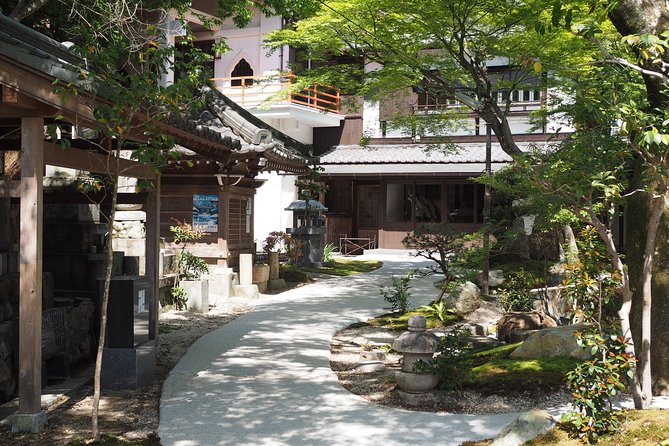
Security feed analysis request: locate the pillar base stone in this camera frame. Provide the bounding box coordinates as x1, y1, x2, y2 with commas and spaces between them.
12, 411, 47, 433
234, 284, 259, 299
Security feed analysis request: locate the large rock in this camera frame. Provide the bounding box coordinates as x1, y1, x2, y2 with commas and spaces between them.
530, 285, 571, 323
510, 323, 593, 360
490, 409, 554, 446
445, 281, 481, 316
496, 312, 557, 343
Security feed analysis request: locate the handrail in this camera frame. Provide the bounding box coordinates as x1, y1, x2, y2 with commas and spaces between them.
210, 73, 341, 114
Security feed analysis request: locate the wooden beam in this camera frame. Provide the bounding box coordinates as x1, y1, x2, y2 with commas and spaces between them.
43, 192, 148, 205
1, 55, 235, 163
1, 85, 18, 103
43, 142, 157, 180
18, 117, 44, 416
0, 180, 21, 198
0, 87, 58, 117
0, 55, 97, 126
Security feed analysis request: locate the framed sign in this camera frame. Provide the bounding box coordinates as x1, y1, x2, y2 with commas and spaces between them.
192, 193, 219, 232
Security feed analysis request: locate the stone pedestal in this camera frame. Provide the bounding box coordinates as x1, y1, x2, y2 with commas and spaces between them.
233, 284, 259, 299
205, 268, 236, 307
12, 411, 47, 433
101, 341, 156, 390
252, 264, 269, 293
396, 389, 438, 406
268, 278, 286, 290
181, 279, 209, 313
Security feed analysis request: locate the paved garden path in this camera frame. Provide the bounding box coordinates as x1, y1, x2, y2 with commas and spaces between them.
157, 254, 547, 445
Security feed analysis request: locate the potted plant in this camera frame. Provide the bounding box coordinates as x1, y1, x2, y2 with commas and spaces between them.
170, 219, 210, 312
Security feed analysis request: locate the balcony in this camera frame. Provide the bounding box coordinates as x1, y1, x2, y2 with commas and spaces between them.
210, 73, 343, 134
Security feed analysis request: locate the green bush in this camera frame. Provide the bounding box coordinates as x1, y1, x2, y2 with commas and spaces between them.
432, 325, 473, 392
323, 243, 337, 264
281, 268, 309, 283
180, 251, 209, 280
379, 272, 413, 313
497, 268, 542, 312
563, 327, 635, 444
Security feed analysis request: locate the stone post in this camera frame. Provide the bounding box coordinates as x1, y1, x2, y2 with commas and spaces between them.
233, 254, 259, 298
239, 253, 252, 285
268, 252, 280, 279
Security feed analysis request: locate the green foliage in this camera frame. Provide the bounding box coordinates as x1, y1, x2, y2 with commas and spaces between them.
420, 301, 455, 323
280, 266, 310, 283
403, 223, 466, 282
169, 220, 209, 309
264, 231, 303, 264
296, 259, 382, 276
366, 307, 460, 331
562, 226, 622, 324
432, 325, 473, 393
294, 165, 329, 202
179, 251, 210, 280
170, 285, 188, 312
379, 272, 413, 313
322, 243, 337, 264
411, 358, 435, 374
264, 0, 588, 156
498, 268, 543, 312
563, 327, 636, 444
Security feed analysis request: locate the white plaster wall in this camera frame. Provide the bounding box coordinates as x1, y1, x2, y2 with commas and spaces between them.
362, 99, 382, 138
253, 172, 298, 247
205, 14, 285, 79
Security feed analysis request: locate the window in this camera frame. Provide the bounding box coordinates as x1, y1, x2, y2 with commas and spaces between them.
414, 184, 441, 222
175, 39, 215, 82
231, 59, 254, 87
385, 183, 412, 224
358, 185, 380, 229
229, 197, 253, 245
447, 184, 483, 223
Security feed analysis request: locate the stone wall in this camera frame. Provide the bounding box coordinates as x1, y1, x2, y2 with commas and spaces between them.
0, 271, 97, 403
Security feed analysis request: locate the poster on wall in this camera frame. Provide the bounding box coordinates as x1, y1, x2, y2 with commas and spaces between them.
192, 193, 219, 232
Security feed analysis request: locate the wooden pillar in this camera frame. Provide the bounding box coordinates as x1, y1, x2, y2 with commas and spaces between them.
145, 176, 160, 344
14, 117, 46, 432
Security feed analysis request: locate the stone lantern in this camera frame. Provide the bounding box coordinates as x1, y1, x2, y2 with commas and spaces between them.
285, 196, 328, 267
392, 315, 439, 393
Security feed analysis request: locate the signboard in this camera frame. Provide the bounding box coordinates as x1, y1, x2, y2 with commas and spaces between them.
192, 193, 219, 232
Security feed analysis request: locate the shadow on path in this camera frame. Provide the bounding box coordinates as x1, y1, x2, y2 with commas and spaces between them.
158, 256, 520, 446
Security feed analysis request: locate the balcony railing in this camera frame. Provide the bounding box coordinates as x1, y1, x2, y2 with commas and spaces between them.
210, 73, 341, 114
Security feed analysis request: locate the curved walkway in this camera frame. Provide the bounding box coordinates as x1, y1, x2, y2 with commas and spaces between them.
161, 254, 669, 445
159, 255, 522, 445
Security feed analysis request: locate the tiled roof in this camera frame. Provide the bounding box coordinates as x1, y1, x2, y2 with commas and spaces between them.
318, 142, 546, 165
0, 13, 308, 173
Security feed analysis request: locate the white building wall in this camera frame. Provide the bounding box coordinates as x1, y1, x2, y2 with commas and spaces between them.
203, 14, 284, 79
253, 172, 298, 249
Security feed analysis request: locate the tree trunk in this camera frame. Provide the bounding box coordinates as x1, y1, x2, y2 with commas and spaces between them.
607, 0, 669, 406
627, 190, 669, 400
588, 215, 644, 406
92, 153, 120, 441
